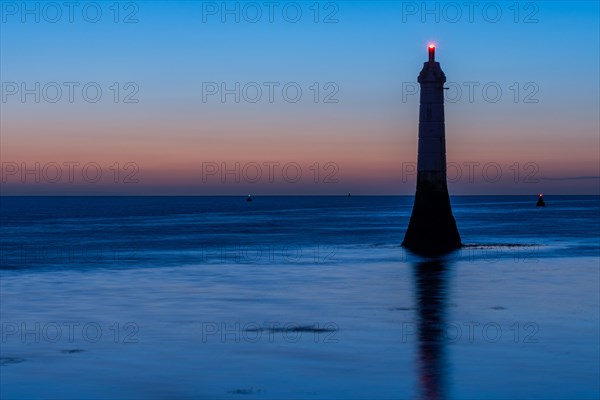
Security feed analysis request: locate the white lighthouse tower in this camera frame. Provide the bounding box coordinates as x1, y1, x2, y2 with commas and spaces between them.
402, 44, 461, 254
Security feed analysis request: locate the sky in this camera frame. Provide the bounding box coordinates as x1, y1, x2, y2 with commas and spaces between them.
1, 0, 599, 195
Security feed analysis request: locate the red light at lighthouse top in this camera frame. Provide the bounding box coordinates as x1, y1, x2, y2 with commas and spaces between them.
428, 44, 435, 62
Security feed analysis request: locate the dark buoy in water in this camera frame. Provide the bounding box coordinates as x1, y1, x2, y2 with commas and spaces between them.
246, 195, 253, 202
536, 193, 545, 207
402, 44, 461, 256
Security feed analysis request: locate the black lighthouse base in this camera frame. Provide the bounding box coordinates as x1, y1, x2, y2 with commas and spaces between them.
402, 175, 462, 256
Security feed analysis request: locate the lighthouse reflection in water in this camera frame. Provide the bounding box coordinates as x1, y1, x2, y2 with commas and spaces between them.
413, 261, 450, 400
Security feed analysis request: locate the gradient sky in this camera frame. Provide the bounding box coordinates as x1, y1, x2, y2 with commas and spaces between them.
1, 0, 598, 195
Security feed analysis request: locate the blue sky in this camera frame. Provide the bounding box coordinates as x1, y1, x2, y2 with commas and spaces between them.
1, 1, 599, 194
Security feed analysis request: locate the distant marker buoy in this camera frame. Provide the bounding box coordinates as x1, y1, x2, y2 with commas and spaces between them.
247, 195, 253, 202
536, 193, 545, 207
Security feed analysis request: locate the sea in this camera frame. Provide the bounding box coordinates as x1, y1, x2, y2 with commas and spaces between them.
0, 195, 598, 399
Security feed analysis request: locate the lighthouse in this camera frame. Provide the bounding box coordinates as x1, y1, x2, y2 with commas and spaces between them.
402, 44, 461, 255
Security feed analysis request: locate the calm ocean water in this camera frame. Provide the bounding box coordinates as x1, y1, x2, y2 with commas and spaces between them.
1, 196, 599, 399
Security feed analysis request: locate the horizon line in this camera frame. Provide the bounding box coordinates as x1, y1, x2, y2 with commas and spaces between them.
1, 194, 599, 198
